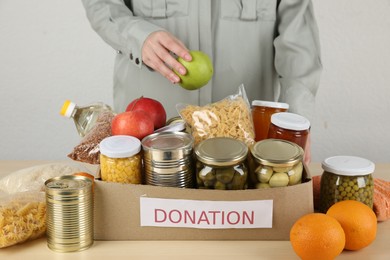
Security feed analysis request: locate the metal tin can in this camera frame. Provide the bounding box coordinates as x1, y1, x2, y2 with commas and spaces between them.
195, 137, 248, 190
45, 175, 94, 252
249, 139, 304, 188
319, 156, 375, 213
141, 131, 194, 188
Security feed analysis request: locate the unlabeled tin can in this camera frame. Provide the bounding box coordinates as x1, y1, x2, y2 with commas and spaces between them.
141, 131, 194, 188
45, 175, 94, 252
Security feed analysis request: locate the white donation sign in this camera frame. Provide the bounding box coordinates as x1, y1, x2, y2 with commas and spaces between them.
140, 197, 273, 229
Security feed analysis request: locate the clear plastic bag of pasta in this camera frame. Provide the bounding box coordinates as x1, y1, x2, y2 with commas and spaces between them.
0, 191, 46, 248
177, 84, 255, 146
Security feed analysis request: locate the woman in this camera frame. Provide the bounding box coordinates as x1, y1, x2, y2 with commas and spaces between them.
81, 0, 322, 121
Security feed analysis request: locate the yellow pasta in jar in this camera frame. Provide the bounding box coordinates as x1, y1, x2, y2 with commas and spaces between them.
179, 96, 255, 146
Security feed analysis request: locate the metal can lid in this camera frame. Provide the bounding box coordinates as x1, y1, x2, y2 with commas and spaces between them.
45, 175, 92, 192
195, 137, 248, 167
271, 112, 310, 131
322, 156, 375, 176
250, 139, 303, 167
141, 131, 193, 151
251, 100, 289, 109
99, 135, 141, 158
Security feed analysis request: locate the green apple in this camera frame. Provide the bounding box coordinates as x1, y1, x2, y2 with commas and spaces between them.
175, 50, 213, 90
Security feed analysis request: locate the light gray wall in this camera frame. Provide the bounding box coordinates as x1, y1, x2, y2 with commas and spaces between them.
1, 0, 389, 163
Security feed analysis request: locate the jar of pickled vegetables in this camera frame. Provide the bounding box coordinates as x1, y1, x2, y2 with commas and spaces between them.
99, 135, 142, 184
319, 156, 375, 213
252, 100, 289, 142
195, 137, 248, 190
267, 112, 310, 150
249, 139, 304, 188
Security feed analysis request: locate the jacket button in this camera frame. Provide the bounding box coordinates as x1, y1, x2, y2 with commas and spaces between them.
135, 58, 140, 65
129, 53, 133, 60
117, 50, 122, 54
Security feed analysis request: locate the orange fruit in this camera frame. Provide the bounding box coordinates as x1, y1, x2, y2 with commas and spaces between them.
326, 200, 377, 251
290, 213, 345, 260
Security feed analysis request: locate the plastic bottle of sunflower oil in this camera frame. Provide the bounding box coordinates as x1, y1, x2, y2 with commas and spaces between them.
60, 100, 113, 137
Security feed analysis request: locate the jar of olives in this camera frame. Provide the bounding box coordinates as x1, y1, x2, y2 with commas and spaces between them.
249, 139, 304, 188
195, 137, 248, 190
319, 156, 375, 213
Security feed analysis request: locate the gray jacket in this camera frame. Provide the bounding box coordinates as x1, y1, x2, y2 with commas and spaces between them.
81, 0, 322, 119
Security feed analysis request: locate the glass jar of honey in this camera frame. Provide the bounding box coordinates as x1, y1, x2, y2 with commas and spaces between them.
319, 156, 375, 213
195, 137, 248, 190
267, 112, 310, 150
251, 100, 289, 142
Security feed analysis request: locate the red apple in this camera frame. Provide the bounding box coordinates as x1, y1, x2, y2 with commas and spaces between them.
111, 111, 154, 140
126, 97, 166, 130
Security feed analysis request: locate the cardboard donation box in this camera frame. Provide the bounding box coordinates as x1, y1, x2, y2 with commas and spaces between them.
94, 167, 313, 240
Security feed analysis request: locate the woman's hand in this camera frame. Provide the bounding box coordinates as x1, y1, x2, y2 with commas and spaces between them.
142, 31, 191, 84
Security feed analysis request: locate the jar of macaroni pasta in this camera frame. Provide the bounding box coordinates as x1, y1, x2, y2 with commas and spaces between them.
195, 137, 248, 190
267, 112, 310, 150
252, 100, 289, 142
319, 156, 375, 213
99, 135, 142, 184
249, 139, 304, 188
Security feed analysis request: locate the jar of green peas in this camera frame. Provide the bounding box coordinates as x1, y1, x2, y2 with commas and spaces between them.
319, 156, 375, 213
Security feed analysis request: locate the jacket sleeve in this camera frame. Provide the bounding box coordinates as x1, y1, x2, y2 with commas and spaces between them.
274, 0, 322, 120
80, 0, 164, 68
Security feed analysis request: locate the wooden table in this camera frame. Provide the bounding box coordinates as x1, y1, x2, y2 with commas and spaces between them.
0, 160, 389, 259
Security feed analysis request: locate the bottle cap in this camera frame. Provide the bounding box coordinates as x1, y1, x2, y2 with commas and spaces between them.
60, 100, 76, 118
271, 112, 310, 131
99, 135, 141, 158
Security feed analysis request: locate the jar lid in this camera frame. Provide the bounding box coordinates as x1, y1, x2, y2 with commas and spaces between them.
195, 137, 248, 167
270, 112, 310, 131
60, 100, 76, 118
99, 135, 141, 158
322, 156, 375, 176
141, 131, 193, 151
252, 100, 289, 109
250, 139, 303, 167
